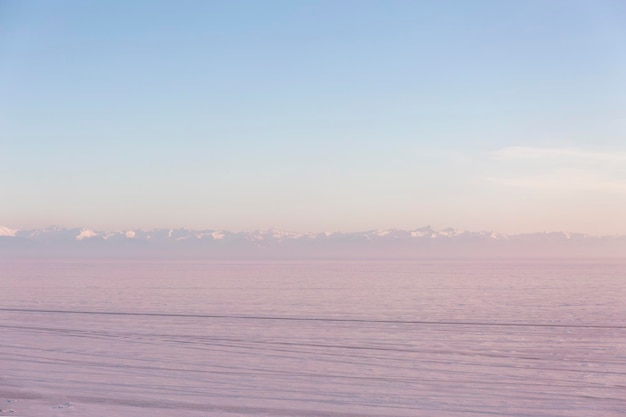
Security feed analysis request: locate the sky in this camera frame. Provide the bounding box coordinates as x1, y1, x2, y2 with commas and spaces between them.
1, 0, 626, 235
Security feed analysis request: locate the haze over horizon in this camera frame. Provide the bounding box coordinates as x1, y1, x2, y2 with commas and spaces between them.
2, 1, 626, 235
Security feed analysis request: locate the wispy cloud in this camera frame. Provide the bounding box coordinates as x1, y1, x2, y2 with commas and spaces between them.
490, 146, 626, 163
484, 169, 626, 192
484, 147, 626, 192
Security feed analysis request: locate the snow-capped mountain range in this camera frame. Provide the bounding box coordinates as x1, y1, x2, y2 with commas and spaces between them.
0, 225, 502, 241
1, 226, 625, 258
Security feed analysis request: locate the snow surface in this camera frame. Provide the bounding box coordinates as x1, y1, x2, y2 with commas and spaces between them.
1, 260, 625, 416
75, 229, 98, 240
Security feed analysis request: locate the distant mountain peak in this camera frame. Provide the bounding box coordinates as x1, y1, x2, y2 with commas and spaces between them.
0, 225, 17, 237
1, 225, 624, 259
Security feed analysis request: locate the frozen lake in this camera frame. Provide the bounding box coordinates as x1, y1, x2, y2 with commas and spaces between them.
1, 259, 625, 416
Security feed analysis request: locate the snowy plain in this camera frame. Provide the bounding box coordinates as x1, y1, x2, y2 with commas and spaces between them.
1, 259, 625, 417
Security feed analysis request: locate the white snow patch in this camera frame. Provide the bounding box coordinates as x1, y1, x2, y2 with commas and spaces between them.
103, 232, 118, 240
490, 232, 508, 240
211, 231, 225, 240
194, 233, 212, 239
272, 230, 302, 239
0, 226, 17, 237
76, 229, 98, 240
125, 231, 136, 238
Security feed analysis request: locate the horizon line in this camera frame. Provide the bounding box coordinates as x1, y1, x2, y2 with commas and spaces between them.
1, 224, 625, 238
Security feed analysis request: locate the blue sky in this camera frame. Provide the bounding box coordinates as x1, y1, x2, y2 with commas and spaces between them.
2, 1, 626, 233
